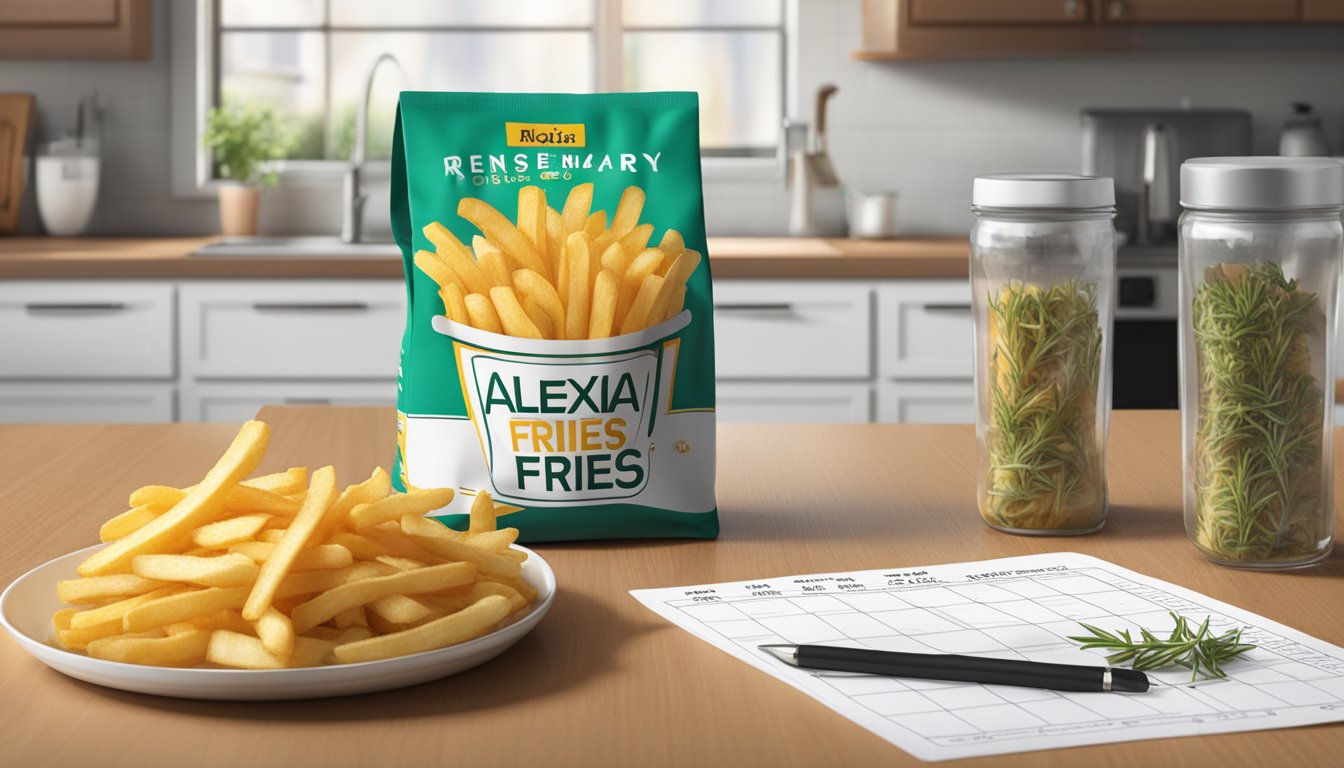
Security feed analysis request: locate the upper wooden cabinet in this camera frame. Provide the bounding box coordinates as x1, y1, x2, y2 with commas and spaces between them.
860, 0, 1344, 58
0, 0, 150, 60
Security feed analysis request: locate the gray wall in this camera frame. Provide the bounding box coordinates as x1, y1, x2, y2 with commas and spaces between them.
1, 0, 1341, 238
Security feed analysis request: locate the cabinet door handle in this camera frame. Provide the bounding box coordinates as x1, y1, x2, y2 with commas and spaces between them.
923, 303, 972, 312
252, 302, 370, 312
284, 397, 332, 405
714, 303, 794, 311
25, 302, 128, 313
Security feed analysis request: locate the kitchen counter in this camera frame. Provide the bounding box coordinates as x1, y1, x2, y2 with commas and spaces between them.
4, 407, 1344, 768
0, 236, 968, 279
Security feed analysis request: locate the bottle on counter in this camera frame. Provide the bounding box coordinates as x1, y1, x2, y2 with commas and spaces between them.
1179, 157, 1344, 569
970, 174, 1117, 535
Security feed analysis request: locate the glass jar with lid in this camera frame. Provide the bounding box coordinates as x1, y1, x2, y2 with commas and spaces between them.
1179, 157, 1344, 568
971, 174, 1116, 535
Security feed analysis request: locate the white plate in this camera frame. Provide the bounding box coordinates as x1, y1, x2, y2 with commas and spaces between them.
0, 543, 555, 701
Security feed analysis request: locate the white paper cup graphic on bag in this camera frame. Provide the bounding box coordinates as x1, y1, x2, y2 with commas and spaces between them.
430, 311, 691, 504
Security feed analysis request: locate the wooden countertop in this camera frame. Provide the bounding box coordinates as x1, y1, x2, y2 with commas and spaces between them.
0, 236, 968, 280
4, 408, 1344, 766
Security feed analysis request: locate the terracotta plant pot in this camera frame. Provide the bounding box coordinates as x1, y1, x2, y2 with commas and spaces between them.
217, 182, 261, 237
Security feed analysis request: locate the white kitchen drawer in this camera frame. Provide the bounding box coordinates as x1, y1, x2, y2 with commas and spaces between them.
181, 382, 397, 423
878, 380, 975, 424
181, 281, 405, 380
0, 281, 175, 379
713, 280, 871, 379
0, 382, 174, 423
879, 281, 973, 379
716, 382, 872, 423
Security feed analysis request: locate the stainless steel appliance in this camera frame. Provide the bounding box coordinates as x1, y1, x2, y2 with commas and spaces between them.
1081, 108, 1252, 409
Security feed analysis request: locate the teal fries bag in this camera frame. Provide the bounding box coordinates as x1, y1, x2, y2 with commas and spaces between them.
391, 92, 718, 542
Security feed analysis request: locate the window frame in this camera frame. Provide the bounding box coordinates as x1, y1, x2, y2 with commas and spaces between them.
173, 0, 790, 198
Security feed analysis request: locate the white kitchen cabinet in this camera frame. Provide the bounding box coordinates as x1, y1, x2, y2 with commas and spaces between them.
0, 382, 174, 422
0, 281, 175, 379
717, 382, 872, 423
182, 382, 397, 423
878, 380, 975, 424
180, 281, 404, 380
714, 280, 872, 379
878, 281, 973, 379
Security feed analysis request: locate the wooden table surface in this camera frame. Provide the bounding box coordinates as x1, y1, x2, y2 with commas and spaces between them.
3, 408, 1343, 768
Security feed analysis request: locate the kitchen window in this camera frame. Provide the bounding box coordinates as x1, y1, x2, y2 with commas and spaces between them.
207, 0, 785, 171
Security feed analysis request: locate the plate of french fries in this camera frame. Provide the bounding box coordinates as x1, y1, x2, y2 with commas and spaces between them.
0, 420, 555, 700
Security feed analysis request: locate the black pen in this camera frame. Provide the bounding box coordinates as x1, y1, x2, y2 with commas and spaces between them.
759, 644, 1149, 693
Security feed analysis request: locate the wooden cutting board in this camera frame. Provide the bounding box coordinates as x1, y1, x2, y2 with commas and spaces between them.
0, 93, 35, 235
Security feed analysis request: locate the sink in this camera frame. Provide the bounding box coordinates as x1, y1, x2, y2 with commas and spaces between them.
192, 237, 401, 259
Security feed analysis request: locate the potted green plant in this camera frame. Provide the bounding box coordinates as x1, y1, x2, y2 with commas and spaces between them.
202, 102, 293, 237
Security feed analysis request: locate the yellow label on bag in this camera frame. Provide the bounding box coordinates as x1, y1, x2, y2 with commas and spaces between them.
505, 122, 585, 147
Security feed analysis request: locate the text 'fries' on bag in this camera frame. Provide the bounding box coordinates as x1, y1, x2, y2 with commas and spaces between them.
391, 91, 718, 543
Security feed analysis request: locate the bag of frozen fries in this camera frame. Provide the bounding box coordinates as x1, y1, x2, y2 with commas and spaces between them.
390, 91, 718, 542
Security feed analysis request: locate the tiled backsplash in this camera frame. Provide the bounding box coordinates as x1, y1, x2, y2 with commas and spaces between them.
1, 0, 1341, 238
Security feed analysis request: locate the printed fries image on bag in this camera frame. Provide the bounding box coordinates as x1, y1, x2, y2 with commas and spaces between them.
392, 92, 717, 542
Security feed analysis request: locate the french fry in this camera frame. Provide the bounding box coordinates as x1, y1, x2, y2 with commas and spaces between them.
429, 581, 528, 616
563, 233, 592, 341
517, 185, 550, 278
513, 270, 566, 340
584, 210, 607, 238
439, 283, 469, 324
78, 421, 269, 578
589, 269, 619, 339
331, 594, 511, 664
242, 465, 338, 621
610, 186, 645, 238
230, 542, 354, 572
422, 221, 472, 260
256, 606, 296, 657
414, 250, 466, 293
87, 629, 210, 667
599, 240, 634, 279
56, 619, 132, 651
56, 574, 169, 605
545, 207, 566, 265
458, 197, 547, 276
332, 605, 370, 629
314, 466, 391, 541
516, 297, 550, 339
290, 561, 477, 634
347, 487, 455, 529
647, 249, 701, 327
464, 292, 504, 334
368, 594, 438, 627
69, 587, 179, 630
303, 626, 374, 644
375, 555, 429, 571
615, 248, 665, 326
99, 504, 163, 543
206, 630, 333, 670
561, 183, 593, 235
401, 516, 522, 579
123, 587, 250, 632
466, 527, 519, 552
359, 523, 447, 562
620, 274, 666, 335
191, 513, 271, 549
468, 489, 496, 534
618, 223, 654, 258
490, 286, 544, 339
474, 236, 514, 287
189, 609, 255, 635
257, 529, 286, 543
657, 229, 685, 271
132, 553, 260, 588
243, 467, 308, 496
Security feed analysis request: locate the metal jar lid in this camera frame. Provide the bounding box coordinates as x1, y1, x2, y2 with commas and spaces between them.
971, 173, 1115, 209
1180, 157, 1344, 211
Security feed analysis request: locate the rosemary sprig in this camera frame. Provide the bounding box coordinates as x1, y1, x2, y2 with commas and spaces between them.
1068, 612, 1257, 682
981, 279, 1105, 531
1191, 262, 1326, 563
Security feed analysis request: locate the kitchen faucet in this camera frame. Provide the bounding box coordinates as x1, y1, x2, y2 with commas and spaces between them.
341, 53, 402, 244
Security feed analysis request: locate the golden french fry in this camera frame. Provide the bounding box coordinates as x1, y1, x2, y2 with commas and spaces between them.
290, 561, 476, 634
56, 619, 131, 651
440, 283, 469, 324
458, 197, 547, 276
303, 626, 374, 644
615, 248, 665, 325
242, 465, 338, 621
618, 223, 654, 257
483, 572, 539, 603
464, 292, 504, 334
230, 542, 354, 572
517, 185, 550, 278
243, 467, 308, 496
314, 466, 391, 542
589, 269, 619, 339
512, 270, 566, 339
599, 240, 633, 279
132, 553, 260, 588
657, 229, 685, 270
57, 574, 169, 605
521, 296, 555, 339
68, 587, 179, 630
489, 286, 544, 339
368, 594, 438, 627
206, 630, 333, 670
401, 516, 522, 579
474, 240, 514, 289
347, 487, 455, 529
332, 605, 369, 629
332, 594, 511, 664
423, 221, 472, 260
99, 504, 163, 543
545, 207, 566, 270
610, 186, 645, 237
87, 629, 210, 667
429, 581, 528, 615
375, 555, 429, 571
620, 274, 665, 335
468, 489, 496, 534
129, 471, 304, 510
561, 183, 593, 235
664, 285, 687, 323
79, 421, 269, 578
191, 513, 271, 549
466, 527, 519, 552
360, 523, 448, 562
123, 587, 250, 632
564, 233, 592, 340
275, 562, 397, 601
584, 210, 607, 238
257, 606, 296, 658
189, 609, 254, 635
414, 249, 466, 293
257, 529, 286, 543
647, 249, 701, 327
